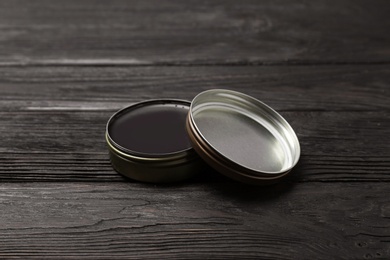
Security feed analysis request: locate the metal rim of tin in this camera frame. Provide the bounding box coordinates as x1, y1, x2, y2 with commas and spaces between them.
186, 89, 300, 185
106, 99, 201, 183
106, 99, 194, 160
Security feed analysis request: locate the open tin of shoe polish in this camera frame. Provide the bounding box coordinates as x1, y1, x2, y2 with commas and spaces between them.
105, 99, 204, 183
105, 89, 300, 185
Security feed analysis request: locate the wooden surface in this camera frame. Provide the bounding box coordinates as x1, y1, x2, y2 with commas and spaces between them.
0, 0, 389, 259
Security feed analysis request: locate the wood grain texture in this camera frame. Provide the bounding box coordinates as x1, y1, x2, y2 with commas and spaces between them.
0, 110, 389, 182
0, 182, 388, 259
0, 65, 388, 112
0, 0, 389, 258
0, 66, 388, 182
0, 0, 389, 65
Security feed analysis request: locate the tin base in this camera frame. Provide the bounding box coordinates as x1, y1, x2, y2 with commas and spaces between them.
110, 150, 205, 183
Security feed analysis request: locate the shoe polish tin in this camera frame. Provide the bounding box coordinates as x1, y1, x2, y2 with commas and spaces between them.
106, 99, 203, 183
106, 89, 300, 185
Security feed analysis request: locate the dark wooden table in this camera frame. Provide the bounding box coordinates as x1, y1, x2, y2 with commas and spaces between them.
0, 0, 389, 259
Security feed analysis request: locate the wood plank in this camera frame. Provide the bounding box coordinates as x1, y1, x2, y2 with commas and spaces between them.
0, 110, 388, 182
0, 0, 389, 65
0, 182, 388, 259
0, 65, 388, 111
0, 65, 388, 182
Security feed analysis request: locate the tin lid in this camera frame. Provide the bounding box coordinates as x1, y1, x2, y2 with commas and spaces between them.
186, 89, 300, 185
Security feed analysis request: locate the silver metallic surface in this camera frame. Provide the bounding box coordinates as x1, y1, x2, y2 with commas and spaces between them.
189, 89, 300, 180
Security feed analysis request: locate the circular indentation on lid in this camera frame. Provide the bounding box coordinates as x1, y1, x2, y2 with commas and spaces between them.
187, 89, 300, 182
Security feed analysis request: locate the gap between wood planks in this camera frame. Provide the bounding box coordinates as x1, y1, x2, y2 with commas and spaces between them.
0, 59, 389, 67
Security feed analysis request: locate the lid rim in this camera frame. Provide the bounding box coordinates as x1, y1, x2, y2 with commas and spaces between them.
187, 89, 301, 183
186, 115, 291, 185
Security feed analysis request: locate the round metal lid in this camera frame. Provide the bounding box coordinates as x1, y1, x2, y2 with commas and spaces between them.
186, 89, 300, 185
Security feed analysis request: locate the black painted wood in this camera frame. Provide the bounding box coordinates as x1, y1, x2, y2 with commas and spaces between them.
0, 66, 388, 112
0, 0, 389, 65
0, 66, 388, 184
0, 110, 388, 182
0, 0, 389, 258
0, 182, 388, 259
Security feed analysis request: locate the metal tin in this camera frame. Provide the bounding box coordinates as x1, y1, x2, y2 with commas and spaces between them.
106, 99, 202, 183
186, 89, 300, 185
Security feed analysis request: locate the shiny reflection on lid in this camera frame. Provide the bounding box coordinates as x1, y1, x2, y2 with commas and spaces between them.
189, 89, 300, 176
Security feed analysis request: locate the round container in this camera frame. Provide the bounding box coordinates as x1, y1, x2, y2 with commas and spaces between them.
106, 99, 203, 183
186, 89, 300, 185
